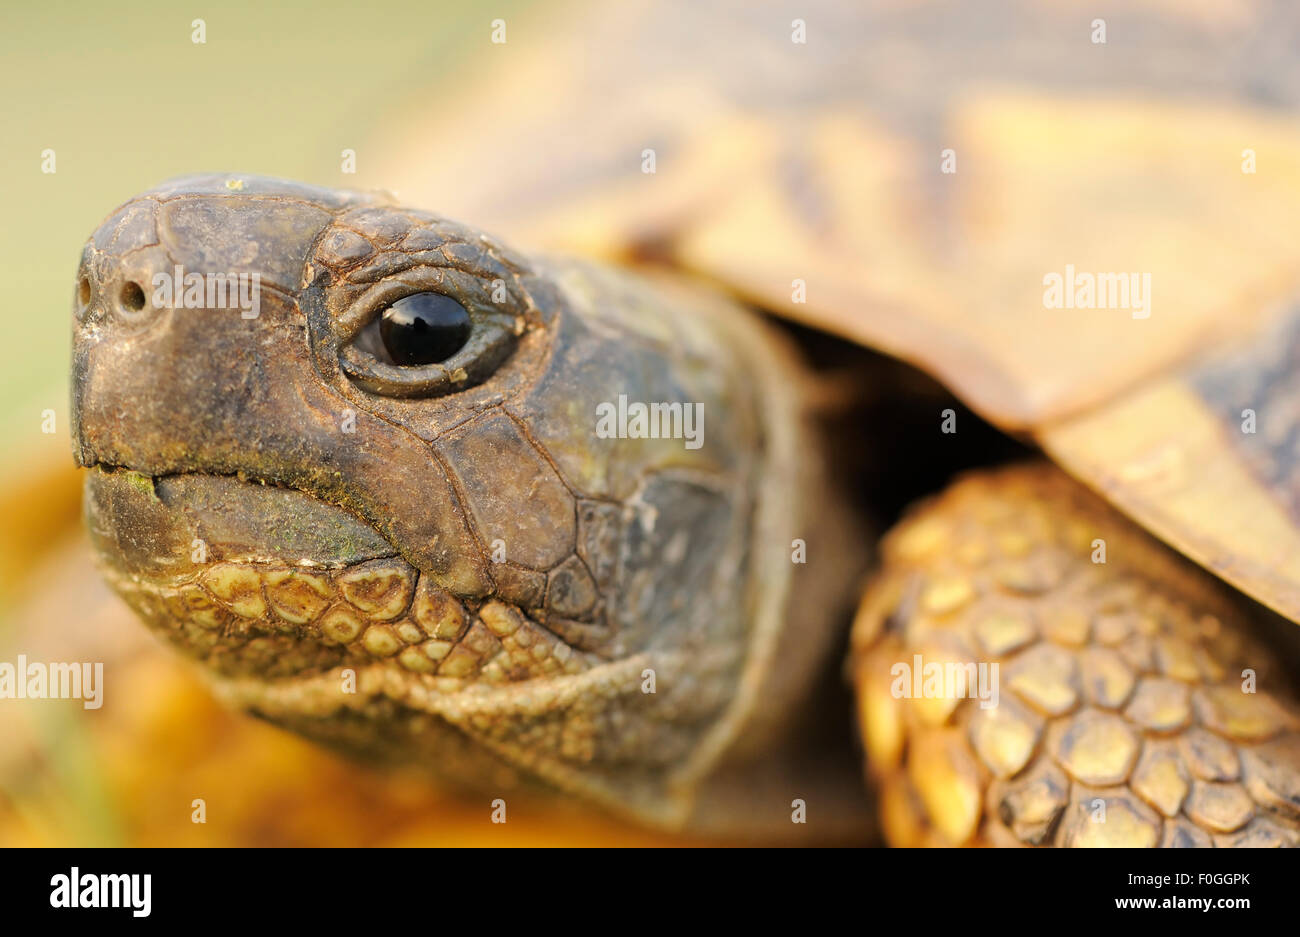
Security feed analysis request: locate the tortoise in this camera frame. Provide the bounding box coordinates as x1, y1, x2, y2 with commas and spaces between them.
54, 0, 1300, 845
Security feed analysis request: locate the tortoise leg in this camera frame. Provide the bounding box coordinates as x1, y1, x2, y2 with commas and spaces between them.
850, 462, 1300, 847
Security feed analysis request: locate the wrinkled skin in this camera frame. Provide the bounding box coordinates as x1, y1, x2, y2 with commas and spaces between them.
72, 175, 871, 838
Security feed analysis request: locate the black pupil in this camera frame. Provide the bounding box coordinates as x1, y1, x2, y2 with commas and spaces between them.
380, 293, 472, 366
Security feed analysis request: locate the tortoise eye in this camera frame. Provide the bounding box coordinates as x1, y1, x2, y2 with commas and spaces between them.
380, 292, 471, 365
337, 285, 522, 398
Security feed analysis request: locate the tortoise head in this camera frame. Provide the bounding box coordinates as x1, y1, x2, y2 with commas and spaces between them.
71, 174, 824, 820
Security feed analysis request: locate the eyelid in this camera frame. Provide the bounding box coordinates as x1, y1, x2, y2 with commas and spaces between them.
337, 269, 438, 340
336, 266, 524, 334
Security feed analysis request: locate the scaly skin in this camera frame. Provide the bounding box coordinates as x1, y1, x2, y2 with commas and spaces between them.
71, 174, 871, 840
851, 464, 1300, 847
75, 175, 1298, 846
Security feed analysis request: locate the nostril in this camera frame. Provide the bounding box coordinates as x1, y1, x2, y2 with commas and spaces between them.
119, 281, 146, 313
77, 276, 91, 307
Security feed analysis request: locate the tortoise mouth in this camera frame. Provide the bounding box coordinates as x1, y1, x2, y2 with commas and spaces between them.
84, 465, 400, 575
82, 466, 449, 679
83, 467, 596, 687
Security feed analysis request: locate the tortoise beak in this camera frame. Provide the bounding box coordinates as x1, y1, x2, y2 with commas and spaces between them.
83, 467, 397, 581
